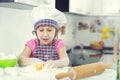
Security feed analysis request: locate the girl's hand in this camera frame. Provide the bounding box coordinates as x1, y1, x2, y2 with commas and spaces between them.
44, 60, 58, 68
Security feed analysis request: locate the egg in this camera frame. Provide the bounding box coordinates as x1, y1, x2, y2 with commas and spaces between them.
35, 64, 43, 71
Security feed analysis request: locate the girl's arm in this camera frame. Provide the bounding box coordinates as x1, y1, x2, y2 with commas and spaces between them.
18, 46, 43, 66
57, 45, 70, 67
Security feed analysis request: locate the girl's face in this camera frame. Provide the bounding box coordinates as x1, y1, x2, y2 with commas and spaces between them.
36, 26, 56, 45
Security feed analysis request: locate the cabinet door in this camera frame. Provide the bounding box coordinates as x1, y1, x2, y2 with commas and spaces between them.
0, 0, 14, 1
15, 0, 55, 7
84, 0, 92, 14
69, 0, 92, 15
102, 0, 120, 15
91, 0, 102, 15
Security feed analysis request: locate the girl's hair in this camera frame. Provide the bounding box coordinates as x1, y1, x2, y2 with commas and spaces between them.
54, 28, 60, 39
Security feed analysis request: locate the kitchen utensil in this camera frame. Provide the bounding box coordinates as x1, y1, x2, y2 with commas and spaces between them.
55, 62, 111, 80
0, 57, 17, 68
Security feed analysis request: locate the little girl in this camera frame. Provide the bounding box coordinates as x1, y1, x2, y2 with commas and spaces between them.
18, 5, 69, 68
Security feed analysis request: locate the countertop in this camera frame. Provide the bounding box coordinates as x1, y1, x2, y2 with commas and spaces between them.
0, 65, 117, 80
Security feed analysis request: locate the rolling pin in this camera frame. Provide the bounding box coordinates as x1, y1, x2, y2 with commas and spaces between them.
55, 62, 111, 80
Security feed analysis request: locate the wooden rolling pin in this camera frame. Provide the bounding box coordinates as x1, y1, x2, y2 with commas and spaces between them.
55, 62, 111, 80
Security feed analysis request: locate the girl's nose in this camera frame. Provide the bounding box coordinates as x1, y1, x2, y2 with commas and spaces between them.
43, 31, 49, 36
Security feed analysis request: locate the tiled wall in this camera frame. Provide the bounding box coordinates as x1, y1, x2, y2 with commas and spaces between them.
59, 13, 120, 49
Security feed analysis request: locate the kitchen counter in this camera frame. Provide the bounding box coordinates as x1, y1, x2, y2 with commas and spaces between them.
0, 65, 117, 80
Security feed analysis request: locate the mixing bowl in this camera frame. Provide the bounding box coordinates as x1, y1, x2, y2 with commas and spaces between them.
0, 57, 17, 68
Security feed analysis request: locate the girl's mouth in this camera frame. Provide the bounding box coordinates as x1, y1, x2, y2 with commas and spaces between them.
43, 38, 49, 42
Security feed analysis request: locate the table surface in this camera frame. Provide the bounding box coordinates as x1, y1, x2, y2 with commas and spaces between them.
0, 65, 117, 80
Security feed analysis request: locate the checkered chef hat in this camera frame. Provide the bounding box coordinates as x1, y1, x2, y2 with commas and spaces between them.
32, 5, 67, 32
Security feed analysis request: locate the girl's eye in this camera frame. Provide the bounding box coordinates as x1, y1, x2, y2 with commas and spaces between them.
48, 30, 52, 32
39, 30, 44, 32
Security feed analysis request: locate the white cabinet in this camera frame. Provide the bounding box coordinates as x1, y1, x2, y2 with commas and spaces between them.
0, 0, 55, 10
102, 0, 120, 15
69, 0, 92, 15
85, 0, 92, 14
92, 0, 120, 15
91, 0, 102, 15
58, 0, 120, 15
15, 0, 55, 7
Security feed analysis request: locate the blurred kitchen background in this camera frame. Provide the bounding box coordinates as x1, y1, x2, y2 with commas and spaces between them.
0, 0, 120, 68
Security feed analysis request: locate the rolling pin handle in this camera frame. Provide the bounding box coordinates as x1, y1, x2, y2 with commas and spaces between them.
104, 64, 112, 69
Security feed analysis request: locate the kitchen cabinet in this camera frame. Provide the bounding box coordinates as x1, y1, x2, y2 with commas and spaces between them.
1, 0, 120, 15
0, 0, 55, 6
92, 0, 120, 15
91, 0, 102, 15
0, 0, 55, 10
69, 0, 120, 16
102, 0, 120, 15
70, 0, 92, 15
53, 0, 120, 16
16, 0, 55, 8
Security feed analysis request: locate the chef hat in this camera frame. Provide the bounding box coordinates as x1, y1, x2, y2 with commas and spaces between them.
32, 5, 67, 31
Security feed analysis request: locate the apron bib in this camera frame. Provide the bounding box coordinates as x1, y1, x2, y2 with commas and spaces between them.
33, 41, 59, 61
